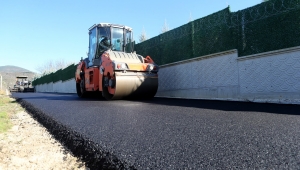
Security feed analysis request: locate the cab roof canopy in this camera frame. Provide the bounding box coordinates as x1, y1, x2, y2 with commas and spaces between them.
88, 23, 133, 31
16, 76, 28, 79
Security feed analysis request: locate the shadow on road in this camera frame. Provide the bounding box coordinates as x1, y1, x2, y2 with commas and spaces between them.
11, 92, 105, 101
137, 97, 300, 116
11, 92, 300, 115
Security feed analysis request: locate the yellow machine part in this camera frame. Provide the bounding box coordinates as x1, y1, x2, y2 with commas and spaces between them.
107, 51, 144, 64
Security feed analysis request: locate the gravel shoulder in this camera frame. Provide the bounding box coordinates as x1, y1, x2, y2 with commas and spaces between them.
0, 94, 88, 170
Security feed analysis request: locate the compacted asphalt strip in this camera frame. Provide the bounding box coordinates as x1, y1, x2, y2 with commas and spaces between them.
12, 92, 300, 169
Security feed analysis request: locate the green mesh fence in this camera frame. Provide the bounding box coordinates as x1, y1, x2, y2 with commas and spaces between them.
52, 69, 62, 83
33, 0, 300, 86
32, 64, 77, 86
135, 7, 234, 65
192, 8, 234, 57
135, 22, 193, 65
61, 64, 77, 82
135, 0, 300, 64
232, 0, 300, 56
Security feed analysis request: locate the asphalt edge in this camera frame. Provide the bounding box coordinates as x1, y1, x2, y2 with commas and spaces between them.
15, 98, 136, 170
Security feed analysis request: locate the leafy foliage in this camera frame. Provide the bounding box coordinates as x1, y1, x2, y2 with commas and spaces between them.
35, 59, 73, 75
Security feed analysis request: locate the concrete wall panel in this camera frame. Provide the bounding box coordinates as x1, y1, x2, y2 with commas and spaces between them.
156, 50, 239, 100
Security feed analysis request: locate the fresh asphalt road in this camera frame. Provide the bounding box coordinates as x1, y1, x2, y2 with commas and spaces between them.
12, 92, 300, 169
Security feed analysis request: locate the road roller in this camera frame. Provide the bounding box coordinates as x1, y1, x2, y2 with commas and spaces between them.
11, 76, 35, 92
75, 23, 159, 100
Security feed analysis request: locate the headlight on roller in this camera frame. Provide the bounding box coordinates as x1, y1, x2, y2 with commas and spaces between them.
146, 64, 159, 73
114, 62, 129, 70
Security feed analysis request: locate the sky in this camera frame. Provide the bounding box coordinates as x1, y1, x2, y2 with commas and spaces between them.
0, 0, 262, 73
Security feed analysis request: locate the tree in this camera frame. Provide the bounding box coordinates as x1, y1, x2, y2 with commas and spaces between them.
189, 12, 193, 22
35, 59, 74, 75
139, 27, 148, 43
262, 0, 269, 2
161, 19, 170, 33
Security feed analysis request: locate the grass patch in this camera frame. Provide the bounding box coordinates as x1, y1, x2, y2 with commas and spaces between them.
0, 95, 23, 133
0, 96, 10, 106
0, 111, 11, 133
0, 89, 7, 95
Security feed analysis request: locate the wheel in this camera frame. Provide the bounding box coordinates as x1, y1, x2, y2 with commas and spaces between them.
102, 75, 114, 100
19, 87, 24, 93
76, 73, 86, 98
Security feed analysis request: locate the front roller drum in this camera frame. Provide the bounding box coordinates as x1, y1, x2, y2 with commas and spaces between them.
102, 72, 158, 100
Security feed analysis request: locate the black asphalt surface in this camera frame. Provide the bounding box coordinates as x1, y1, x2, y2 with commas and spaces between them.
12, 92, 300, 169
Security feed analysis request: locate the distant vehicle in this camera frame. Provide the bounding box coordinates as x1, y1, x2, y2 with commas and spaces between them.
10, 76, 34, 92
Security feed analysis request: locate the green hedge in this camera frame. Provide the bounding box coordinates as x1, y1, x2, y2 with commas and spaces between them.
135, 0, 300, 64
192, 8, 233, 58
233, 0, 300, 56
135, 22, 193, 65
32, 64, 77, 86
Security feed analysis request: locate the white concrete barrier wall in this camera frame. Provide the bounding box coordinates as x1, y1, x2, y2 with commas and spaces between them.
156, 50, 239, 100
36, 79, 76, 94
53, 81, 62, 93
238, 46, 300, 104
62, 79, 76, 93
34, 46, 300, 104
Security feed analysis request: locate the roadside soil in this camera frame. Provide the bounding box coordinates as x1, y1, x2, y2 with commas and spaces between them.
0, 94, 88, 170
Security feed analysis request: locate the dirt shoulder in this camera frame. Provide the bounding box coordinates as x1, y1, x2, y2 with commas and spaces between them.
0, 94, 88, 170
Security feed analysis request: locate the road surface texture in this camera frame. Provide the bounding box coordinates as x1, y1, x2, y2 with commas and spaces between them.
12, 92, 300, 169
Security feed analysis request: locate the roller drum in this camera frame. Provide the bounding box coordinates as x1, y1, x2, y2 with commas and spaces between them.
105, 72, 158, 100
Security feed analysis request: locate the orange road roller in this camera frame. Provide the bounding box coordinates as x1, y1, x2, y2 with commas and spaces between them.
75, 23, 159, 100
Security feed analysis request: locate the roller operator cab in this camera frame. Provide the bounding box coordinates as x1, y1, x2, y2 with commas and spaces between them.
75, 23, 159, 100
